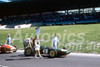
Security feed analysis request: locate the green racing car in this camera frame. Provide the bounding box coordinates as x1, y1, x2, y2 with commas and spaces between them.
24, 45, 70, 58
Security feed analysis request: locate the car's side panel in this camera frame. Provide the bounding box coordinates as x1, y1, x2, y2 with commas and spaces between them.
2, 45, 12, 50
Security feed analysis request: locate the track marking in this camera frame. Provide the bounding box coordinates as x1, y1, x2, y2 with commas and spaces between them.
0, 65, 9, 67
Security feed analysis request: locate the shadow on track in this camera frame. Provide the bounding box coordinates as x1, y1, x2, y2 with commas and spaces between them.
6, 54, 67, 61
5, 58, 32, 61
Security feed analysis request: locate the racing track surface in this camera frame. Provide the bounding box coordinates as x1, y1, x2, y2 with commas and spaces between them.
0, 51, 100, 67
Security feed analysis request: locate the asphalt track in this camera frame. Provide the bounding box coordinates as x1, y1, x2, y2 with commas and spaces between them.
0, 51, 100, 67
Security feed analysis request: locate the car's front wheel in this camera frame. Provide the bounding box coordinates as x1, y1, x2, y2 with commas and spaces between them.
13, 46, 17, 52
49, 49, 57, 58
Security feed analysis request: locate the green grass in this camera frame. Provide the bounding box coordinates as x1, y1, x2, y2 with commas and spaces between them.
0, 24, 100, 53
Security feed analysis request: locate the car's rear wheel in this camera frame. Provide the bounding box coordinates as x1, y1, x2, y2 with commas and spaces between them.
24, 47, 34, 56
49, 49, 57, 58
1, 47, 6, 53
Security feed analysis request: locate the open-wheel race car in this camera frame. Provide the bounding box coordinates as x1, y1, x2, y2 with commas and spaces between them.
0, 44, 17, 53
23, 39, 70, 58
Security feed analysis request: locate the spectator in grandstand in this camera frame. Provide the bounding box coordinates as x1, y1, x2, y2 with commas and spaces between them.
51, 33, 59, 49
34, 35, 42, 58
5, 34, 12, 45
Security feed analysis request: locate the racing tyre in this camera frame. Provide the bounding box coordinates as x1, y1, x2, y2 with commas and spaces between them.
13, 46, 17, 52
1, 47, 6, 53
49, 49, 57, 58
24, 47, 34, 56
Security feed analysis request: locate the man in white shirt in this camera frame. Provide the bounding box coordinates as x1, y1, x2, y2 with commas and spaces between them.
51, 33, 59, 49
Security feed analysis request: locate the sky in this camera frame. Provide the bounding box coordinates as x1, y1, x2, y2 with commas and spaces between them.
0, 0, 11, 2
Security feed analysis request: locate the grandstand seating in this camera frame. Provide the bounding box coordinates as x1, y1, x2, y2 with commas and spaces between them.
0, 13, 99, 26
56, 21, 74, 25
43, 22, 55, 26
76, 19, 98, 24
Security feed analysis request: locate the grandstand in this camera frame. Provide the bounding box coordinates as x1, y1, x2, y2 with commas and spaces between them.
0, 0, 100, 28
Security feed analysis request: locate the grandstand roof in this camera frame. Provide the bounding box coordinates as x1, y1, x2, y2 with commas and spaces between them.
0, 0, 100, 16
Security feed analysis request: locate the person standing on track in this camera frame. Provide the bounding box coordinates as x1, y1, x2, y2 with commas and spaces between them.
6, 34, 12, 45
51, 33, 59, 49
34, 35, 42, 58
